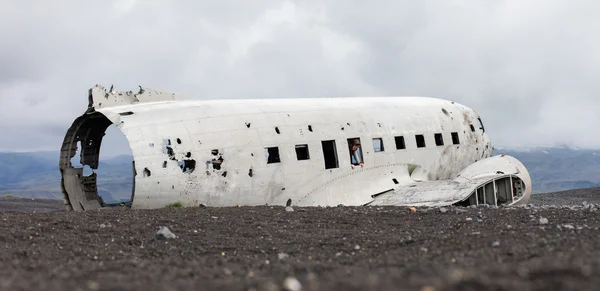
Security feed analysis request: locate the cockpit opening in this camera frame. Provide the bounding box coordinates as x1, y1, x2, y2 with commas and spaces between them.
477, 117, 485, 133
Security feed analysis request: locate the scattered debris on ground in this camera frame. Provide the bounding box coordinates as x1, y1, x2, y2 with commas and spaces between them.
0, 189, 599, 290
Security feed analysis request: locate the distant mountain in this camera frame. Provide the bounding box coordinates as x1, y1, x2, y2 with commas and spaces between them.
493, 147, 600, 193
0, 152, 133, 203
0, 147, 598, 200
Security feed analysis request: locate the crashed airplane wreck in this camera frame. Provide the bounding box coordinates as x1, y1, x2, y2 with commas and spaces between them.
59, 85, 532, 211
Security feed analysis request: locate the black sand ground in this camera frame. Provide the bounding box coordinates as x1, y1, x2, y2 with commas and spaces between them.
1, 188, 599, 291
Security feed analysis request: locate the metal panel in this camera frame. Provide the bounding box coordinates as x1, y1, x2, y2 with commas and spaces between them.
59, 85, 532, 210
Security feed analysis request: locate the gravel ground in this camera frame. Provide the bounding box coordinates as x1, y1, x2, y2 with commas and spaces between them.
0, 196, 65, 213
529, 188, 600, 206
1, 188, 599, 291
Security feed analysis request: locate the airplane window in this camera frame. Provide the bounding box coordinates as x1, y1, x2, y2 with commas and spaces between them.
265, 147, 280, 164
373, 138, 384, 152
477, 118, 485, 132
347, 138, 364, 167
415, 134, 426, 148
295, 144, 310, 160
395, 136, 406, 150
434, 133, 444, 146
321, 140, 339, 169
451, 132, 460, 144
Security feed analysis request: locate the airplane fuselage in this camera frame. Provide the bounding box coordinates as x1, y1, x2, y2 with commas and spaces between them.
59, 86, 530, 211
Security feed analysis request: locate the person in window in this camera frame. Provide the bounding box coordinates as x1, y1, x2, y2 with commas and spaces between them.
349, 139, 364, 168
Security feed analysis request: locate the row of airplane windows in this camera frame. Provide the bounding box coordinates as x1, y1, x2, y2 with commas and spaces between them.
263, 131, 462, 168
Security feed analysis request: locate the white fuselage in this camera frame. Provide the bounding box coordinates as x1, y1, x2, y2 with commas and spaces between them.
101, 96, 492, 208
59, 85, 530, 211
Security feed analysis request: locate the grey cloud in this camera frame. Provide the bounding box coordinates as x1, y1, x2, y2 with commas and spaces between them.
1, 0, 599, 155
320, 1, 600, 149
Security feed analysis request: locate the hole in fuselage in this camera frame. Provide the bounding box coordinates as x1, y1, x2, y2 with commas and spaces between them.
59, 112, 134, 211
96, 125, 134, 206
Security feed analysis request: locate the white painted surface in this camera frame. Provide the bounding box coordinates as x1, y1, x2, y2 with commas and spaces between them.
61, 85, 532, 210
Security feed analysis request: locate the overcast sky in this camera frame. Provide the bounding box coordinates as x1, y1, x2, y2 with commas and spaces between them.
1, 0, 599, 157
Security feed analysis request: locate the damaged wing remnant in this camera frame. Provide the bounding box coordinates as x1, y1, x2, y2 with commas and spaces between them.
59, 84, 532, 211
